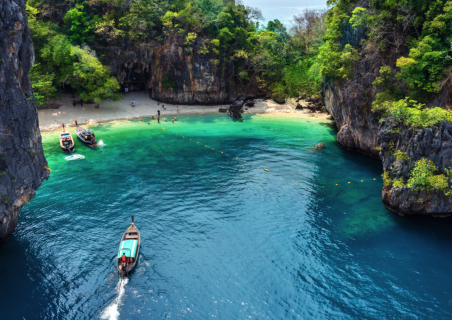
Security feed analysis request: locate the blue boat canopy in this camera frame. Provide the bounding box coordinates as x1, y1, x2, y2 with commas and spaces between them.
117, 240, 138, 258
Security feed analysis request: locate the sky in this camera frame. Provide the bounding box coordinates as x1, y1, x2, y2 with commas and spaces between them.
240, 0, 328, 27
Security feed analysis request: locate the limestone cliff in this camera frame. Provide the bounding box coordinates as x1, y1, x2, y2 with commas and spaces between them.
0, 0, 49, 240
106, 39, 235, 105
323, 15, 452, 216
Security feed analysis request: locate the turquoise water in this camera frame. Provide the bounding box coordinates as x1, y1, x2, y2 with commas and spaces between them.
1, 114, 452, 319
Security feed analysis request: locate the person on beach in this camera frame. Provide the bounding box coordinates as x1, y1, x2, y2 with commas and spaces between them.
164, 117, 167, 122
171, 118, 174, 123
132, 99, 136, 107
177, 106, 179, 113
157, 109, 160, 116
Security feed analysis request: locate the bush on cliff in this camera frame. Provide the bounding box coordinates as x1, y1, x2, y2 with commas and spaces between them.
372, 99, 452, 129
407, 158, 450, 195
324, 0, 452, 107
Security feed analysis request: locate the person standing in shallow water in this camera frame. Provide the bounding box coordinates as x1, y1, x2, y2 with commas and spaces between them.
158, 116, 160, 123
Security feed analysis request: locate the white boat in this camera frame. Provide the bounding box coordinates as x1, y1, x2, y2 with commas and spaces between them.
59, 124, 74, 152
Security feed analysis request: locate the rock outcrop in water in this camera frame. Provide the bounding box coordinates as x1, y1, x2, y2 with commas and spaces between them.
378, 120, 452, 217
0, 0, 49, 240
322, 7, 452, 217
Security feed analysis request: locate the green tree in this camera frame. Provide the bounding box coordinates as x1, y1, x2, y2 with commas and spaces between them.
63, 5, 93, 44
68, 46, 122, 102
29, 65, 58, 106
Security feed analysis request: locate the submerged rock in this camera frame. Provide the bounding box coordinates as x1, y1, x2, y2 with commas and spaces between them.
314, 142, 325, 149
0, 0, 49, 240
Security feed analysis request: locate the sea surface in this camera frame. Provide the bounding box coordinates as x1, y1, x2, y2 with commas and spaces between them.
1, 114, 452, 319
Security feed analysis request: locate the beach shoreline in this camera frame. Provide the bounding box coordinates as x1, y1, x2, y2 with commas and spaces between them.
38, 92, 330, 132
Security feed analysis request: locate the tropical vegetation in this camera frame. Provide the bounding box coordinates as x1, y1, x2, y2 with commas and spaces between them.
26, 0, 327, 106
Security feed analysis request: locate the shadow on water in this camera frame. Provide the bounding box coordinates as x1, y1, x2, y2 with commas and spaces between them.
0, 236, 58, 319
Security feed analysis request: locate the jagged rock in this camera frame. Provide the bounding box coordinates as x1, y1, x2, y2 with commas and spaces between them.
0, 0, 49, 240
295, 103, 303, 110
323, 3, 452, 216
378, 120, 452, 216
107, 39, 235, 105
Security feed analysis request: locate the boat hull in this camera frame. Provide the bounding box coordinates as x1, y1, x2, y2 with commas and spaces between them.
60, 145, 74, 152
75, 126, 97, 146
117, 224, 141, 277
60, 132, 75, 152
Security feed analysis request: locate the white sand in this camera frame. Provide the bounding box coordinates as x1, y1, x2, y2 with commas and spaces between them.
38, 92, 329, 131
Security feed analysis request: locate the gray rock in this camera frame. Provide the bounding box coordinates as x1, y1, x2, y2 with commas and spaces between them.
0, 0, 49, 240
323, 16, 452, 216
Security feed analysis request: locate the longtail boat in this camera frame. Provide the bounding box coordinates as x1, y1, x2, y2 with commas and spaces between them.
74, 120, 98, 146
59, 123, 75, 152
117, 216, 140, 278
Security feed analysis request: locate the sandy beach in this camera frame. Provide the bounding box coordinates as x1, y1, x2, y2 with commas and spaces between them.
38, 91, 329, 131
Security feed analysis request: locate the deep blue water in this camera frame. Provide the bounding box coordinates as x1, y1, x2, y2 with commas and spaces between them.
1, 114, 452, 319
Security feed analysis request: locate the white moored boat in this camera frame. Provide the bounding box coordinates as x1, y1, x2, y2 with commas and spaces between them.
59, 123, 74, 152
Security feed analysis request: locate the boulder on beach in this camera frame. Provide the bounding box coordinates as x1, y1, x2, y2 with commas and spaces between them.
272, 92, 286, 104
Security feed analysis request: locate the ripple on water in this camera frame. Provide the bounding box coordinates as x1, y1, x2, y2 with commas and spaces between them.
1, 114, 452, 319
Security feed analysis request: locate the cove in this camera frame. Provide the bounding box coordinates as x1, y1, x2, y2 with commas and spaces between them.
1, 114, 452, 319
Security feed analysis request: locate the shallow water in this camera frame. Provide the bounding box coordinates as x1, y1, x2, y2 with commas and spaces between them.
1, 114, 452, 319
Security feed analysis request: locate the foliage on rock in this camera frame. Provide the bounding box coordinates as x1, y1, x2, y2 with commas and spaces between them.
407, 158, 450, 195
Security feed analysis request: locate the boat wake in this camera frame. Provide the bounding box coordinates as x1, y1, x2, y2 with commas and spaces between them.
100, 278, 129, 320
98, 140, 107, 146
65, 154, 85, 161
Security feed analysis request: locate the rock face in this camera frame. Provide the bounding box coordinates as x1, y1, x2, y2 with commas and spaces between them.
322, 10, 452, 216
323, 76, 380, 159
0, 0, 49, 240
107, 40, 235, 105
379, 120, 452, 217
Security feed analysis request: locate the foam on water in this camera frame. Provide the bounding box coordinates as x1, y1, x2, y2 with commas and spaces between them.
64, 154, 85, 161
101, 278, 129, 320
